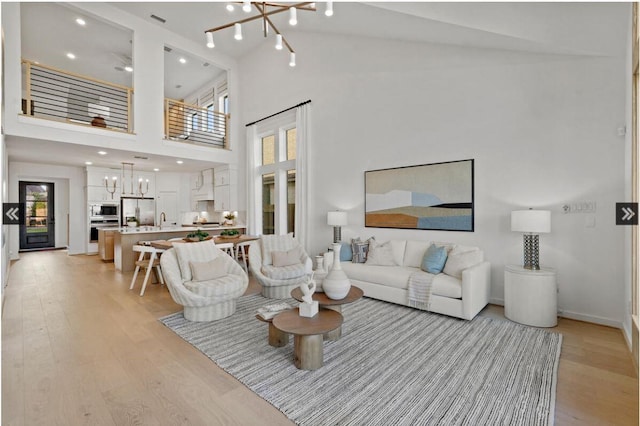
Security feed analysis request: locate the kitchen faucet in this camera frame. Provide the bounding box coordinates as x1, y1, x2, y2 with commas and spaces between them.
160, 212, 166, 229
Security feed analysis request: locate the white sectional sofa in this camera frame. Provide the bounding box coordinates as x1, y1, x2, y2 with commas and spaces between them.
323, 239, 491, 320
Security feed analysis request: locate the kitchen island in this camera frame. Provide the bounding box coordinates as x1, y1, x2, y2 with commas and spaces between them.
114, 225, 247, 272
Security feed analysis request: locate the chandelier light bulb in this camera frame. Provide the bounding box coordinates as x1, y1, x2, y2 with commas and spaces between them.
242, 1, 251, 13
289, 7, 297, 26
206, 31, 215, 48
226, 4, 235, 12
325, 1, 333, 17
234, 23, 243, 40
289, 52, 296, 67
275, 34, 283, 50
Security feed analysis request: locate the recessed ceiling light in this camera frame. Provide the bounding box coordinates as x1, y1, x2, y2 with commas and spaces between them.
75, 18, 86, 26
153, 168, 160, 172
179, 57, 187, 64
98, 151, 107, 155
85, 161, 92, 165
124, 66, 133, 72
176, 160, 184, 164
66, 52, 76, 60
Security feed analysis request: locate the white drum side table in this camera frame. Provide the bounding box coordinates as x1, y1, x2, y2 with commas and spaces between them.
504, 264, 557, 327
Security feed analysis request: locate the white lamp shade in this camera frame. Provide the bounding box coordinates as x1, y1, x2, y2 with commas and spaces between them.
511, 210, 551, 233
327, 211, 348, 226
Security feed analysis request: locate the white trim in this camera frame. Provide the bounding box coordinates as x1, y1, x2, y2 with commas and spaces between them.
490, 297, 624, 329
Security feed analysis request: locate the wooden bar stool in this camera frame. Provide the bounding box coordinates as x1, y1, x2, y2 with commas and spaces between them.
216, 242, 235, 257
130, 244, 165, 296
235, 240, 252, 273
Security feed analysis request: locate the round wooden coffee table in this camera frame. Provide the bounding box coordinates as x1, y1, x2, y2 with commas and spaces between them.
290, 285, 363, 341
255, 315, 289, 347
272, 308, 343, 370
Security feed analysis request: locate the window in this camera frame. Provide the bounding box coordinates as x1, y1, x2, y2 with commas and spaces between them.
189, 111, 198, 132
219, 93, 229, 115
206, 103, 215, 131
254, 116, 297, 235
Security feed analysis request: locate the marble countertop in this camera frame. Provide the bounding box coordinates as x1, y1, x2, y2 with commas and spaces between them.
116, 225, 246, 235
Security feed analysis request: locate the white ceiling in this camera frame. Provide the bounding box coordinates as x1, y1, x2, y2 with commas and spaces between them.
8, 2, 630, 173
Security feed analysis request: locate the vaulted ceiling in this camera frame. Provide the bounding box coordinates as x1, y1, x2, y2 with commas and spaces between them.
8, 2, 631, 172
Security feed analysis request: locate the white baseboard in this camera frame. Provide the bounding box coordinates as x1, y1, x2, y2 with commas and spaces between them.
489, 297, 623, 329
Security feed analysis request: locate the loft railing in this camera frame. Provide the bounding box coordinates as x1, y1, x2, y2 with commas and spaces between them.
165, 98, 229, 149
21, 59, 133, 133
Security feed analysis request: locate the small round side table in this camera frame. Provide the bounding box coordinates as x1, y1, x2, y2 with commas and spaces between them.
504, 264, 557, 327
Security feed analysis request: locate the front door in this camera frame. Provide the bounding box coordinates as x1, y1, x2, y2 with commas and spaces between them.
19, 181, 55, 250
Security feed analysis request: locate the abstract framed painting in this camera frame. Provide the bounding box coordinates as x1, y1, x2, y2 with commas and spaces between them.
365, 159, 474, 232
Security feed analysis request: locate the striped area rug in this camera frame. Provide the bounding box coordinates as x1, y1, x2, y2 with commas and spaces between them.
160, 294, 562, 425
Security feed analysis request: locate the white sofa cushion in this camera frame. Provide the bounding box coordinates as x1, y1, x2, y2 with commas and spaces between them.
403, 240, 431, 267
432, 273, 463, 299
365, 239, 396, 266
389, 240, 407, 266
443, 249, 484, 279
342, 262, 415, 290
173, 240, 219, 282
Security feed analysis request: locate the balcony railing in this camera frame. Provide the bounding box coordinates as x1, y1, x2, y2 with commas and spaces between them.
22, 60, 133, 133
165, 98, 229, 149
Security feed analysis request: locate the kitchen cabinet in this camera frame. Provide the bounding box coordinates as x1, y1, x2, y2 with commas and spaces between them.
191, 168, 214, 202
98, 229, 116, 261
214, 165, 237, 211
87, 166, 121, 202
87, 185, 120, 203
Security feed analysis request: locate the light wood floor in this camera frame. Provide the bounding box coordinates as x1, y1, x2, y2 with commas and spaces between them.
2, 251, 638, 425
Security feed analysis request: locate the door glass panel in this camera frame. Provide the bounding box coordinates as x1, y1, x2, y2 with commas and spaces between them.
26, 184, 49, 235
287, 170, 296, 234
262, 173, 275, 235
20, 181, 55, 250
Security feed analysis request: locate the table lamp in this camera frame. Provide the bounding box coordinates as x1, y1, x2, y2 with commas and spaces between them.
511, 209, 551, 270
327, 211, 347, 243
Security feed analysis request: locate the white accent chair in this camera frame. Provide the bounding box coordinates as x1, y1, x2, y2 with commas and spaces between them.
160, 240, 248, 321
248, 234, 313, 299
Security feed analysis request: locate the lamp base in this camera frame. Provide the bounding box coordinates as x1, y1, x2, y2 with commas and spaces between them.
523, 234, 540, 270
333, 226, 342, 244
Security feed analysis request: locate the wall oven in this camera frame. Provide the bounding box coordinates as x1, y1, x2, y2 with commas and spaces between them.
90, 220, 119, 242
89, 204, 120, 243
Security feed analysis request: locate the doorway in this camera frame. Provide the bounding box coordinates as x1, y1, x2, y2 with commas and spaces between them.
19, 181, 55, 250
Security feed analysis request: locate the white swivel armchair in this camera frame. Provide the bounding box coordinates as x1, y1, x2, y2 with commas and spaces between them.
160, 240, 248, 321
248, 233, 312, 299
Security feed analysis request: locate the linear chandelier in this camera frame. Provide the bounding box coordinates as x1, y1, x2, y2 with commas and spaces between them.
204, 1, 334, 67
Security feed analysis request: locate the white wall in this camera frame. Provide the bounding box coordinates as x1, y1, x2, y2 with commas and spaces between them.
8, 162, 84, 257
1, 134, 9, 296
238, 32, 628, 327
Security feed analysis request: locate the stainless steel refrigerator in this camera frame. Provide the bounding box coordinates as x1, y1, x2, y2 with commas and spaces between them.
121, 197, 155, 226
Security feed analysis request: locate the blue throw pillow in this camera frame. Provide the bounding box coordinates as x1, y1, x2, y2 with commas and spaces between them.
421, 244, 448, 274
340, 242, 352, 261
